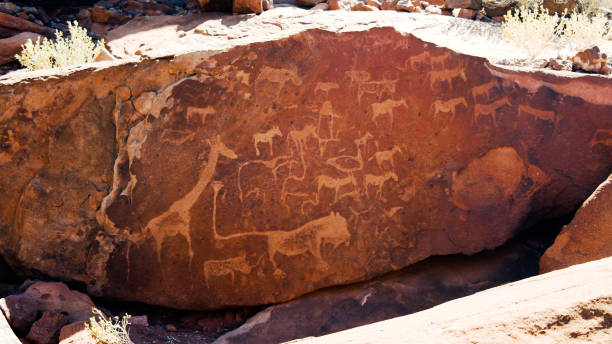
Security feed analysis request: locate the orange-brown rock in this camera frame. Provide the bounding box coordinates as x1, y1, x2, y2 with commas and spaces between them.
540, 174, 612, 274
0, 11, 611, 310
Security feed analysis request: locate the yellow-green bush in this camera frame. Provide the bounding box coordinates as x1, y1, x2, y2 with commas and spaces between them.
15, 21, 104, 71
84, 308, 131, 344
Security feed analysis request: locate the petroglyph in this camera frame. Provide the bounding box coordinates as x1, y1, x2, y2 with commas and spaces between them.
431, 97, 468, 122
430, 54, 449, 68
518, 105, 558, 126
314, 82, 339, 94
590, 128, 612, 148
365, 172, 399, 199
144, 136, 237, 266
237, 155, 291, 201
253, 127, 283, 156
257, 66, 303, 88
471, 80, 500, 101
383, 206, 403, 218
346, 70, 371, 83
371, 99, 407, 125
203, 253, 262, 289
408, 51, 429, 69
187, 106, 216, 125
210, 181, 351, 279
429, 67, 467, 88
316, 175, 359, 202
474, 98, 511, 125
326, 132, 373, 174
369, 146, 402, 169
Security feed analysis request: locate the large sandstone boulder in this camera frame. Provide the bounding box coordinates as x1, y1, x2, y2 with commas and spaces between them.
0, 10, 611, 310
540, 174, 612, 273
295, 256, 612, 343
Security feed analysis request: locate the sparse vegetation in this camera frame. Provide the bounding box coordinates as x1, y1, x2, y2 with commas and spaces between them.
84, 307, 131, 344
15, 21, 104, 71
502, 1, 611, 58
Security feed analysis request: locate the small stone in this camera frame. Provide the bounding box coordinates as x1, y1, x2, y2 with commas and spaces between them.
165, 324, 177, 332
26, 311, 68, 344
89, 6, 130, 26
0, 294, 38, 336
445, 0, 481, 9
571, 46, 610, 75
0, 32, 41, 66
115, 86, 132, 103
425, 4, 442, 13
452, 7, 477, 18
351, 1, 380, 10
491, 15, 504, 22
58, 321, 96, 344
297, 0, 325, 7
0, 2, 18, 14
380, 0, 398, 9
482, 0, 516, 17
310, 2, 329, 9
397, 0, 419, 11
365, 0, 383, 8
542, 0, 578, 15
129, 315, 149, 327
542, 58, 571, 71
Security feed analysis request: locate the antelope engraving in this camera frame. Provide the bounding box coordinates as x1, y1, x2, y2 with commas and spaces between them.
371, 99, 407, 125
316, 174, 359, 202
369, 146, 402, 169
471, 80, 499, 101
204, 253, 263, 289
431, 97, 468, 118
473, 98, 511, 125
365, 172, 399, 199
429, 67, 467, 88
253, 127, 283, 156
518, 104, 558, 127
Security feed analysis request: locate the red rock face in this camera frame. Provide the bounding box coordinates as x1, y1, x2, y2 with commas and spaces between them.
1, 27, 611, 310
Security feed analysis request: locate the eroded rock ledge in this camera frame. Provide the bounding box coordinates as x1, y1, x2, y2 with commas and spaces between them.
0, 11, 611, 310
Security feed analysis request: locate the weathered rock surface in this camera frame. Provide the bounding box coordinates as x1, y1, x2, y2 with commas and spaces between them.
26, 311, 68, 344
540, 174, 612, 274
0, 32, 41, 65
0, 293, 38, 335
214, 242, 539, 344
294, 256, 612, 343
24, 282, 95, 322
0, 10, 611, 310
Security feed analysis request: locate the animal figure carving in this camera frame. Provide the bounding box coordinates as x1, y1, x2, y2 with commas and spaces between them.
365, 172, 399, 199
211, 183, 351, 279
371, 99, 407, 125
144, 136, 237, 266
203, 254, 262, 289
369, 146, 402, 169
253, 127, 283, 156
316, 174, 359, 202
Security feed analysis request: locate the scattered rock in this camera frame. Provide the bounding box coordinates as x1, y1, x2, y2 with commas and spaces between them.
58, 321, 96, 344
540, 174, 612, 273
396, 0, 421, 11
380, 0, 398, 9
165, 324, 178, 332
90, 6, 130, 25
541, 57, 571, 71
542, 0, 578, 15
26, 311, 68, 344
452, 7, 477, 18
425, 4, 442, 13
297, 0, 325, 7
24, 282, 94, 323
445, 0, 481, 9
571, 46, 610, 75
0, 32, 40, 65
0, 294, 38, 336
310, 2, 329, 9
482, 0, 516, 17
129, 315, 149, 326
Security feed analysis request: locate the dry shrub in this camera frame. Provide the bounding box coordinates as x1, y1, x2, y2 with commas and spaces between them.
502, 4, 611, 58
15, 21, 104, 70
84, 308, 131, 344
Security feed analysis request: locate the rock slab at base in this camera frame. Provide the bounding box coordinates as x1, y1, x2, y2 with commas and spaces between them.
214, 242, 540, 344
0, 11, 611, 310
540, 174, 612, 273
294, 256, 612, 343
